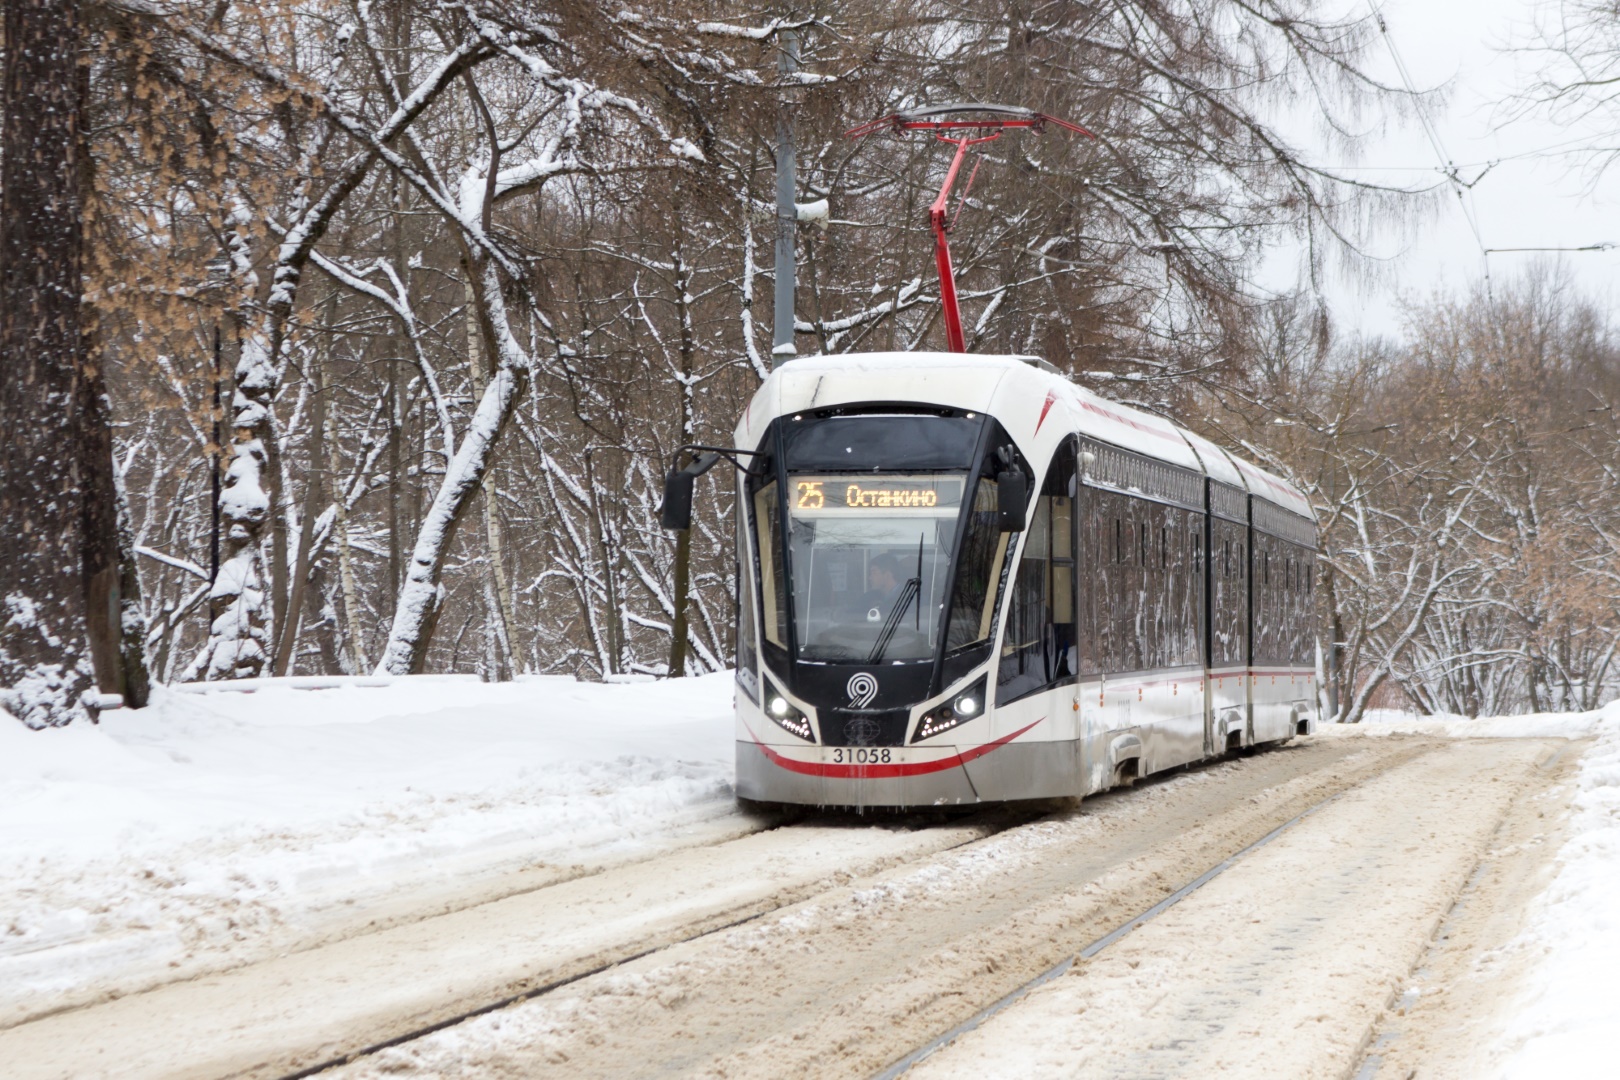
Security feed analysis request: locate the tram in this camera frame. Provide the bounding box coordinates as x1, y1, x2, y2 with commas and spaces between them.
662, 350, 1318, 808
658, 104, 1316, 808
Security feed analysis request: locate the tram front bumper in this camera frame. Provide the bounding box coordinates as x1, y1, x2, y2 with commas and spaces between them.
735, 740, 982, 807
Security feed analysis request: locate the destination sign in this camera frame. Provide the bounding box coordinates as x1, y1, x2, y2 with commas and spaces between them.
791, 475, 964, 514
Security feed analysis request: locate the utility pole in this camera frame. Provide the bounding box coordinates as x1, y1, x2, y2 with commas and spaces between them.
772, 29, 799, 367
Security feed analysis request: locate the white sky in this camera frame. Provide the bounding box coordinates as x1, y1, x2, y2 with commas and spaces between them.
1271, 0, 1620, 339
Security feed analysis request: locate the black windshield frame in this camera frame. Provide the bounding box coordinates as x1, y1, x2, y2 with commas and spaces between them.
746, 406, 1025, 700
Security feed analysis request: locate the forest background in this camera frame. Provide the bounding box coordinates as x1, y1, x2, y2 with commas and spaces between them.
4, 0, 1619, 728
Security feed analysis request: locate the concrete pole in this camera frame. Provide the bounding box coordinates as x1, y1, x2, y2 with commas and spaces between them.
772, 30, 799, 367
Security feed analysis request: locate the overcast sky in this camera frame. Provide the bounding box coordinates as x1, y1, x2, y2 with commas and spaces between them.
1273, 0, 1620, 339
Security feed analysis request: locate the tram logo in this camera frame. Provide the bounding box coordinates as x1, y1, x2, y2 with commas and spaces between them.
846, 672, 879, 708
845, 714, 881, 747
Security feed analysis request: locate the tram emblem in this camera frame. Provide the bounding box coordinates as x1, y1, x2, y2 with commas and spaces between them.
845, 715, 881, 746
846, 672, 879, 708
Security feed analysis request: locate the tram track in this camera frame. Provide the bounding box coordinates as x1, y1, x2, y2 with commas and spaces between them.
0, 733, 1572, 1080
316, 736, 1433, 1080
0, 797, 1042, 1080
273, 805, 1046, 1080
871, 789, 1348, 1079
896, 737, 1579, 1080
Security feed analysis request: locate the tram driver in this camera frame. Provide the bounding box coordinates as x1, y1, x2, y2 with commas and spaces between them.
862, 554, 904, 621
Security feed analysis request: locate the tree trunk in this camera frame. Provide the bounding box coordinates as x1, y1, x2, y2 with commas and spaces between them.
667, 243, 695, 677
375, 362, 528, 675
271, 356, 326, 675
0, 0, 97, 726
462, 270, 516, 677
307, 564, 342, 675
113, 452, 152, 708
81, 338, 126, 701
331, 398, 366, 674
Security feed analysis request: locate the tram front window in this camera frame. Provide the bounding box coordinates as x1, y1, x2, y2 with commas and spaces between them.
786, 475, 963, 662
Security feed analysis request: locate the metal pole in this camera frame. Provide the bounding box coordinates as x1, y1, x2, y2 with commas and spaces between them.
928, 137, 976, 353
772, 30, 799, 367
210, 324, 222, 585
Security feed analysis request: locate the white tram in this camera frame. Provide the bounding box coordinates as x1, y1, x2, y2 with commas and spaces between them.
670, 350, 1318, 808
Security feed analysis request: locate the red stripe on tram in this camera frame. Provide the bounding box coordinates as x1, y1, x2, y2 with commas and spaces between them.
746, 717, 1045, 779
1034, 389, 1059, 435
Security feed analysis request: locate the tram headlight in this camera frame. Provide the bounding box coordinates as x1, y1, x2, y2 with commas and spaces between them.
913, 677, 988, 742
763, 681, 813, 742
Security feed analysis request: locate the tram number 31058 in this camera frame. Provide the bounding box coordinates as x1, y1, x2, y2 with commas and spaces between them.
830, 747, 893, 764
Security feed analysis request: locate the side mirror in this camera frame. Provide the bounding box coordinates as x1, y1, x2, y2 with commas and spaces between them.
997, 469, 1028, 532
660, 469, 696, 531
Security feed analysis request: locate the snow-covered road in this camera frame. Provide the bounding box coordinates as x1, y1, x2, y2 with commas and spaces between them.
2, 679, 1614, 1079
911, 737, 1564, 1079
1, 731, 1576, 1080
0, 674, 745, 1025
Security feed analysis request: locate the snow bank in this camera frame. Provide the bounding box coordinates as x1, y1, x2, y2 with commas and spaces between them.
1486, 700, 1620, 1077
1331, 706, 1606, 740
1332, 702, 1620, 1075
0, 673, 737, 1016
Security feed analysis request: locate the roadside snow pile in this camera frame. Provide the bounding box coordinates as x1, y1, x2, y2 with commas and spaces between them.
1488, 700, 1620, 1078
0, 672, 736, 1019
1350, 706, 1605, 740
1346, 701, 1620, 1076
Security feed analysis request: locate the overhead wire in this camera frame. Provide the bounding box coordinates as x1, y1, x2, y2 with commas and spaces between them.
1367, 1, 1495, 294
1368, 2, 1617, 292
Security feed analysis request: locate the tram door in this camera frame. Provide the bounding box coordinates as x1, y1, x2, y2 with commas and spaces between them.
1200, 481, 1214, 757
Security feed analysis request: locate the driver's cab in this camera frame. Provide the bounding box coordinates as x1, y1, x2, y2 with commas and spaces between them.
740, 405, 1030, 744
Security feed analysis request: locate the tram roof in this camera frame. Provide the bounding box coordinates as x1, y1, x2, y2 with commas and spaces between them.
743, 352, 1312, 521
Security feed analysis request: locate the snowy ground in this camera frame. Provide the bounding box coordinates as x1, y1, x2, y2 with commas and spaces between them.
2, 677, 1617, 1079
1347, 702, 1620, 1077
0, 673, 740, 1020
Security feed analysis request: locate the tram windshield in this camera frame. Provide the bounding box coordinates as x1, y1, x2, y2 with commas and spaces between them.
749, 411, 1015, 670
786, 475, 963, 662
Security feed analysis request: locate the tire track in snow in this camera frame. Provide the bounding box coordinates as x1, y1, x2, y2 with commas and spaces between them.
907, 739, 1567, 1080
0, 806, 1028, 1080
318, 739, 1409, 1079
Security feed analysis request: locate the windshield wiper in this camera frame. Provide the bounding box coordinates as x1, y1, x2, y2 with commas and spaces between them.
867, 577, 921, 665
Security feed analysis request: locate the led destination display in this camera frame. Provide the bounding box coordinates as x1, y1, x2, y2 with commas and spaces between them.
792, 475, 964, 514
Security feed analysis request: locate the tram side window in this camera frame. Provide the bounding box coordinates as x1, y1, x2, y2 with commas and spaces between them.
997, 441, 1077, 705
944, 476, 1011, 653
1087, 484, 1214, 677
1139, 505, 1197, 670
1252, 532, 1273, 664
1190, 526, 1205, 666
1209, 517, 1248, 667
1138, 499, 1162, 667
1165, 508, 1197, 668
1283, 540, 1317, 666
736, 503, 760, 702
1121, 497, 1148, 671
1080, 488, 1122, 676
998, 497, 1052, 703
1252, 531, 1302, 666
752, 480, 788, 651
1053, 486, 1075, 661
